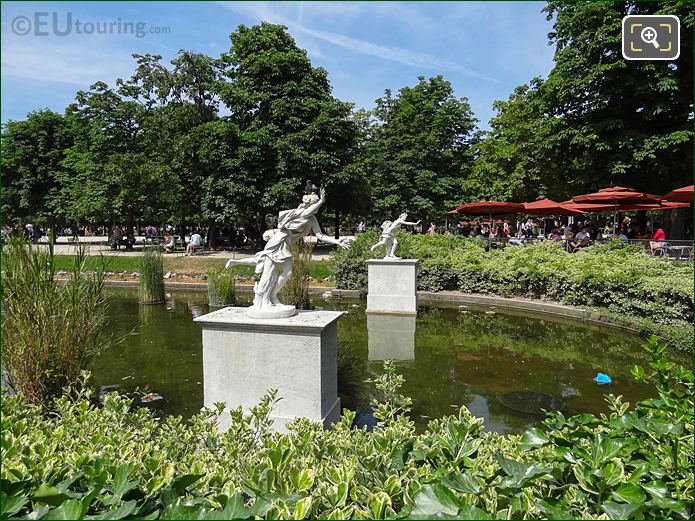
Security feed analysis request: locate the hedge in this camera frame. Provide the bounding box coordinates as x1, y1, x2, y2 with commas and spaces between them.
334, 233, 694, 351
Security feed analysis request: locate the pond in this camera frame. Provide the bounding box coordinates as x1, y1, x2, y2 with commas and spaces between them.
90, 287, 678, 435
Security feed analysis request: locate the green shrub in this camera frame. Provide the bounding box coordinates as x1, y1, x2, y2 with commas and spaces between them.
1, 338, 692, 519
139, 246, 165, 304
207, 268, 236, 307
334, 234, 694, 351
1, 239, 112, 406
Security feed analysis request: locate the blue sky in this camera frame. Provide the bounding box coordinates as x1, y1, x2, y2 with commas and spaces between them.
1, 1, 556, 128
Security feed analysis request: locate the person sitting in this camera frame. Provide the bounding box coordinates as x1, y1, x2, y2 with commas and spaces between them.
187, 229, 202, 256
649, 223, 667, 255
548, 229, 563, 241
163, 232, 175, 253
574, 226, 592, 248
124, 229, 135, 250
566, 230, 581, 252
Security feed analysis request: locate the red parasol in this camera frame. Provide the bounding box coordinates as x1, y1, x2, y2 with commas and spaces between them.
662, 185, 693, 204
452, 202, 523, 244
523, 198, 586, 216
571, 187, 662, 204
453, 201, 524, 215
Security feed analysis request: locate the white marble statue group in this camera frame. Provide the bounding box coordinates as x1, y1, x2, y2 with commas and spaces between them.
225, 185, 348, 318
225, 182, 415, 318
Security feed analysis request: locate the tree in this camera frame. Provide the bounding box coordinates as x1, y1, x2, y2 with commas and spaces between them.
361, 76, 478, 222
60, 81, 176, 233
1, 110, 73, 238
474, 1, 693, 205
542, 0, 693, 194
216, 23, 366, 232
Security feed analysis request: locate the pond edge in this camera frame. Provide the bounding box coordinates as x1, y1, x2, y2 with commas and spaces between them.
103, 280, 642, 336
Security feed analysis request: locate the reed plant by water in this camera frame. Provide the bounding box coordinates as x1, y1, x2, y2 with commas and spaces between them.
1, 238, 111, 406
139, 246, 165, 304
280, 239, 313, 309
207, 267, 236, 307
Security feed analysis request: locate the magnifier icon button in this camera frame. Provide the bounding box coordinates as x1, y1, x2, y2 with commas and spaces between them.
641, 26, 660, 48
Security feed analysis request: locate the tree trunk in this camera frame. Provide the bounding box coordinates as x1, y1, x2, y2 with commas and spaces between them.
666, 208, 687, 239
207, 224, 217, 249
49, 215, 56, 244
334, 210, 340, 239
125, 212, 134, 238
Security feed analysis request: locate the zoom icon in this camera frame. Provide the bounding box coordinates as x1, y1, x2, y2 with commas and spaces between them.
622, 15, 680, 60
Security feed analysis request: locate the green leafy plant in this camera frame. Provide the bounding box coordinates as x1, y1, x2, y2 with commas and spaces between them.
2, 338, 691, 519
334, 234, 694, 351
139, 246, 165, 304
1, 238, 111, 406
207, 267, 236, 307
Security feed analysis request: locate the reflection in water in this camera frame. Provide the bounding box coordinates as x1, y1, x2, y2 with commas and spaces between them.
367, 314, 416, 361
90, 289, 685, 435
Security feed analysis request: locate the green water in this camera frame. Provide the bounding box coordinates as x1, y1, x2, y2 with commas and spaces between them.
90, 288, 675, 435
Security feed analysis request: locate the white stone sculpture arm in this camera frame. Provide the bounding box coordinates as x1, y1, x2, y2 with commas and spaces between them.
311, 217, 350, 249
299, 188, 326, 218
400, 219, 421, 227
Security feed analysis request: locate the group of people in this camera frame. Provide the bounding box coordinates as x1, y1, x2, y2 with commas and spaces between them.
353, 215, 671, 255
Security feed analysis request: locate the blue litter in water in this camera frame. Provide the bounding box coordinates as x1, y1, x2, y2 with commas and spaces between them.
594, 372, 612, 385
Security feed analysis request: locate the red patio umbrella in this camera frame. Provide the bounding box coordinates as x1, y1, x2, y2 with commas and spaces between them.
453, 201, 524, 215
571, 187, 663, 230
452, 202, 524, 243
523, 198, 586, 216
662, 185, 694, 204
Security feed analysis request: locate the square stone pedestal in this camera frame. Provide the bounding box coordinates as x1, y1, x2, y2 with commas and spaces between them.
194, 307, 343, 432
366, 258, 419, 315
368, 313, 416, 361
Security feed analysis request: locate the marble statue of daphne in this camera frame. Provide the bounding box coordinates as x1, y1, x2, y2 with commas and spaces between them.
225, 186, 348, 318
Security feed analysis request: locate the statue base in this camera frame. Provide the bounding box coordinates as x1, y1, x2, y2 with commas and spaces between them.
194, 307, 344, 432
247, 304, 297, 319
366, 258, 419, 315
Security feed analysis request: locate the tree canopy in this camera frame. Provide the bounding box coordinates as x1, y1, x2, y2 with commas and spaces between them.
3, 5, 692, 233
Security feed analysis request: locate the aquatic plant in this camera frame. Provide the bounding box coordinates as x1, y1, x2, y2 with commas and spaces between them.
139, 246, 165, 304
207, 267, 236, 307
280, 239, 313, 309
0, 238, 111, 406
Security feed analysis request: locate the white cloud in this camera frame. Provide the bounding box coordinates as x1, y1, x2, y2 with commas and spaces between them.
2, 36, 136, 87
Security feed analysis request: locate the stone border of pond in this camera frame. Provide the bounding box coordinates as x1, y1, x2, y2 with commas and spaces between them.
103, 280, 643, 336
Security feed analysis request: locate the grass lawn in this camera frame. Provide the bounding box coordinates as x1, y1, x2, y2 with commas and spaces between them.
53, 255, 335, 281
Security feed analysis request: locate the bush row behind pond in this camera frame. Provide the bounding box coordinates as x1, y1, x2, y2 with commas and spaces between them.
333, 232, 694, 350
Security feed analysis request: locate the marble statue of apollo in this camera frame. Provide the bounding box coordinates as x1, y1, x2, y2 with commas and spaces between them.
225, 186, 348, 318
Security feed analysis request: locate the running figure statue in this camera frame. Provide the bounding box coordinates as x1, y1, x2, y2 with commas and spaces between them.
225, 185, 349, 318
370, 213, 420, 259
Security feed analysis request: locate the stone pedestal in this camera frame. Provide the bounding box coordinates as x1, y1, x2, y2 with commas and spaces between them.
194, 307, 343, 432
366, 258, 418, 315
368, 314, 416, 361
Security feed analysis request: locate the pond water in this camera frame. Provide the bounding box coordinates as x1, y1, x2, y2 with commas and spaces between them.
90, 288, 678, 435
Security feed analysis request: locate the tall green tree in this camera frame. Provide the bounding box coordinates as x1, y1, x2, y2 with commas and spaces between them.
1, 110, 73, 237
474, 0, 693, 203
216, 23, 366, 232
361, 76, 478, 222
60, 81, 175, 233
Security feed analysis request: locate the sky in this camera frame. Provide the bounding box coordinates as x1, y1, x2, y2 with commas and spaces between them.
1, 1, 556, 129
